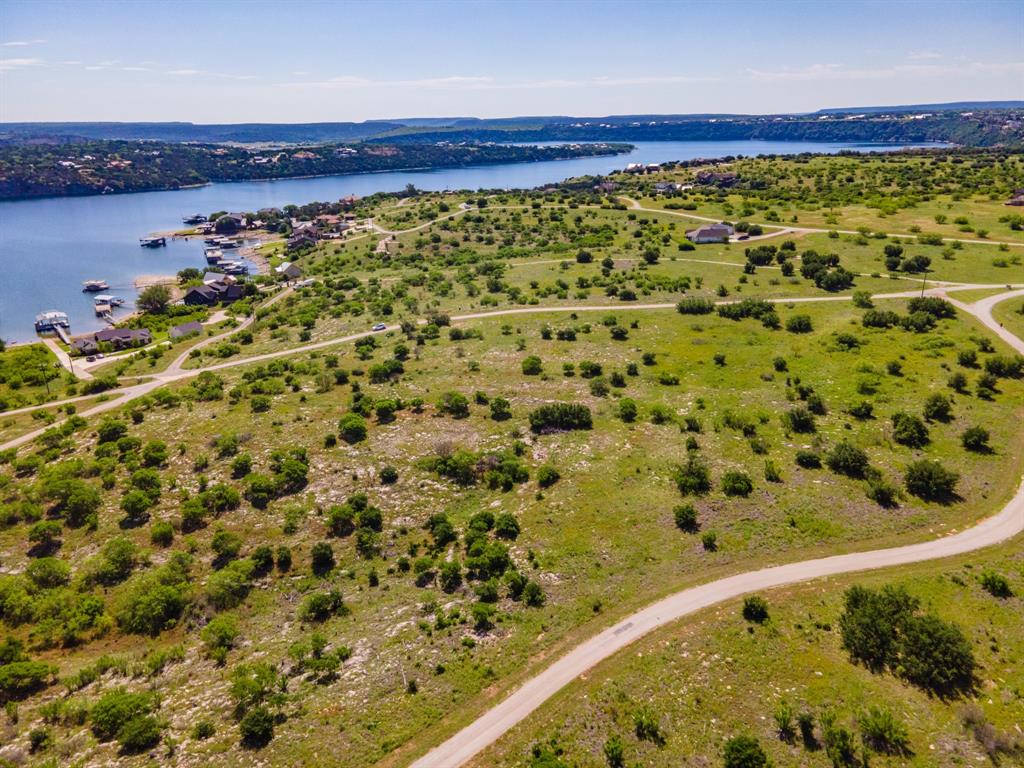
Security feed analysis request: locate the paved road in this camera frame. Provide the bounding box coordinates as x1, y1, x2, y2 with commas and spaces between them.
407, 290, 1024, 768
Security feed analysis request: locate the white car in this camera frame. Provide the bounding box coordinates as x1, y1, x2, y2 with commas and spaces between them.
372, 323, 387, 332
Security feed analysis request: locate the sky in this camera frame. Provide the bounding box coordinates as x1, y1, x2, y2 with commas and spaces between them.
1, 0, 1022, 123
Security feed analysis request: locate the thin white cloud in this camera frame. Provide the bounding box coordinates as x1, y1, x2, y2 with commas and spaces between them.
0, 57, 43, 71
168, 68, 201, 76
280, 73, 715, 91
2, 39, 45, 47
907, 50, 942, 60
121, 66, 152, 72
747, 61, 1024, 82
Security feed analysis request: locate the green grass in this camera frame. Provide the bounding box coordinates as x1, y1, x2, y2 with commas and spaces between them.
1, 295, 1021, 767
992, 294, 1024, 343
468, 537, 1024, 768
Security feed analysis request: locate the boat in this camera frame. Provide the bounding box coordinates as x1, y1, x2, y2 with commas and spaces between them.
93, 295, 126, 307
82, 279, 110, 292
220, 261, 249, 275
183, 214, 207, 225
203, 236, 221, 246
35, 310, 70, 332
94, 303, 111, 316
139, 236, 167, 247
217, 238, 240, 249
205, 249, 224, 264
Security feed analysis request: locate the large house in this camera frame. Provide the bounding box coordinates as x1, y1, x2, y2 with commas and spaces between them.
184, 280, 244, 306
72, 327, 152, 354
686, 223, 734, 244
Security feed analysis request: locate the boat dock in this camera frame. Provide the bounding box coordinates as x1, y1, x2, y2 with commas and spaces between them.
140, 236, 167, 247
54, 325, 71, 343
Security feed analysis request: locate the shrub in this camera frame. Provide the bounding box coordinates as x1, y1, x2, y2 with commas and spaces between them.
825, 441, 869, 478
892, 412, 929, 447
298, 590, 345, 622
960, 426, 990, 452
489, 397, 511, 421
380, 465, 399, 484
781, 407, 815, 434
723, 735, 770, 768
676, 297, 715, 315
536, 464, 560, 488
840, 584, 919, 671
922, 393, 952, 422
521, 356, 543, 375
633, 706, 665, 746
617, 397, 638, 422
721, 471, 753, 497
310, 541, 335, 575
795, 450, 821, 469
904, 459, 958, 500
786, 314, 813, 333
239, 705, 274, 747
150, 520, 174, 546
90, 689, 156, 742
701, 531, 718, 551
205, 559, 255, 610
201, 614, 239, 661
438, 391, 470, 418
0, 660, 56, 702
674, 454, 711, 496
898, 614, 975, 694
529, 403, 592, 433
337, 413, 367, 444
866, 477, 899, 508
742, 596, 769, 623
858, 706, 910, 756
979, 571, 1012, 598
117, 714, 163, 754
673, 503, 698, 532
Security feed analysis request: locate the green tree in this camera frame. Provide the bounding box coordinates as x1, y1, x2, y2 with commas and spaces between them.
137, 284, 171, 314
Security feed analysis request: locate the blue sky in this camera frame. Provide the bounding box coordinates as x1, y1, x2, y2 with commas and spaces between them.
1, 0, 1022, 122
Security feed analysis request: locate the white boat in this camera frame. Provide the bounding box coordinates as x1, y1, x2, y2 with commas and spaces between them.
35, 310, 70, 331
82, 279, 110, 292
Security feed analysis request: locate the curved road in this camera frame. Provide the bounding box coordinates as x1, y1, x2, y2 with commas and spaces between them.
408, 289, 1024, 768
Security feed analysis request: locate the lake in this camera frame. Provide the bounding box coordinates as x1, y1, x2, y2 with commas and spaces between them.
0, 140, 939, 342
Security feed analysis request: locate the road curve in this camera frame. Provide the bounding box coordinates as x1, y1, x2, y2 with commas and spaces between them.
408, 292, 1024, 768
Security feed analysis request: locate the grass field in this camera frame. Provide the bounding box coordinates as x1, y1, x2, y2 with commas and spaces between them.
1, 294, 1022, 767
467, 537, 1024, 768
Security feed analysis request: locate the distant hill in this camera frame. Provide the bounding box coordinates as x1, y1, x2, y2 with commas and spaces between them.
816, 101, 1024, 115
2, 103, 1022, 147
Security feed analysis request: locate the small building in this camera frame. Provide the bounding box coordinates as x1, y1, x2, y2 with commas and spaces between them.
275, 261, 303, 280
685, 223, 735, 244
71, 337, 99, 356
95, 327, 152, 350
287, 232, 319, 250
169, 321, 204, 339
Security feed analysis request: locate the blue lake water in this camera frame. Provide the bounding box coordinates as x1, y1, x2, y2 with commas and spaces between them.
0, 140, 940, 342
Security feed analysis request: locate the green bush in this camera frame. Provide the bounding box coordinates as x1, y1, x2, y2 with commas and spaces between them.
536, 464, 560, 488
858, 705, 911, 755
742, 596, 769, 623
904, 459, 958, 501
826, 441, 869, 478
529, 403, 592, 433
723, 734, 771, 768
239, 705, 274, 747
721, 471, 753, 497
90, 689, 156, 742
